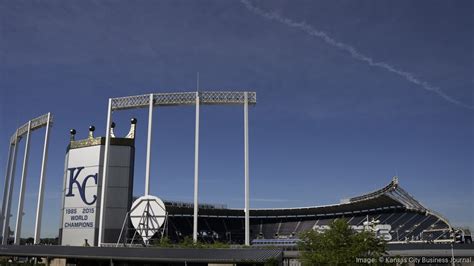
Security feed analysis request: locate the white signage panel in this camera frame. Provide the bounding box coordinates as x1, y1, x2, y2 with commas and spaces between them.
61, 146, 101, 246
60, 142, 134, 246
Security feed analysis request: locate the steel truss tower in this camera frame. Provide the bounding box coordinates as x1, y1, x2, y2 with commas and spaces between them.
98, 92, 256, 246
1, 113, 52, 245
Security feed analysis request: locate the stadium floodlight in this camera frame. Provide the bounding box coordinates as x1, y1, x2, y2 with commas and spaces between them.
1, 113, 53, 245
98, 91, 256, 246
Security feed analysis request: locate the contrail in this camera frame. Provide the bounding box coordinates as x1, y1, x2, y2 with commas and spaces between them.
241, 0, 473, 110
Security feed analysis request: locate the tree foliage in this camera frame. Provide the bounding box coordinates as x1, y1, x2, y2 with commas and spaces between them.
298, 218, 386, 265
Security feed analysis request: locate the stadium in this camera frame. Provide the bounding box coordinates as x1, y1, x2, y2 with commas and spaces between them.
0, 92, 473, 265
163, 176, 471, 246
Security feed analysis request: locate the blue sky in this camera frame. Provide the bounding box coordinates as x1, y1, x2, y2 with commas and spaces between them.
0, 0, 472, 238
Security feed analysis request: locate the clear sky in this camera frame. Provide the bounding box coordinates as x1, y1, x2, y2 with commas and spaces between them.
0, 0, 472, 238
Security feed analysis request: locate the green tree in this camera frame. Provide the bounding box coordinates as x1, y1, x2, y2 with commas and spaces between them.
180, 236, 197, 247
152, 236, 173, 247
298, 218, 386, 265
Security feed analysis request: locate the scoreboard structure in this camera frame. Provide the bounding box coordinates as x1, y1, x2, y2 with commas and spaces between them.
59, 121, 136, 246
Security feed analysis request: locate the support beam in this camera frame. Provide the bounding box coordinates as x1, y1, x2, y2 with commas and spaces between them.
98, 99, 113, 246
145, 93, 153, 196
110, 91, 256, 111
34, 112, 51, 244
244, 92, 250, 246
15, 121, 32, 244
2, 132, 18, 245
193, 93, 200, 243
0, 144, 13, 241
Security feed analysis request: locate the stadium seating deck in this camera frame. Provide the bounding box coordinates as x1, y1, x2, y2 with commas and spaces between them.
159, 177, 457, 245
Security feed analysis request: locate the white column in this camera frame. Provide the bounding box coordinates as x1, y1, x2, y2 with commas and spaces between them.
2, 132, 18, 245
145, 93, 154, 196
244, 92, 250, 246
98, 99, 113, 246
34, 113, 51, 244
14, 121, 31, 244
58, 147, 69, 247
0, 144, 13, 240
193, 93, 200, 243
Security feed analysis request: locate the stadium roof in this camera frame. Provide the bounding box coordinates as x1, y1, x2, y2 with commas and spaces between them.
0, 245, 282, 263
166, 177, 451, 226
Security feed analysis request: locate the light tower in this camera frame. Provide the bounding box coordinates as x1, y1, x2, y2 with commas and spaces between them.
1, 113, 52, 245
97, 91, 256, 246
